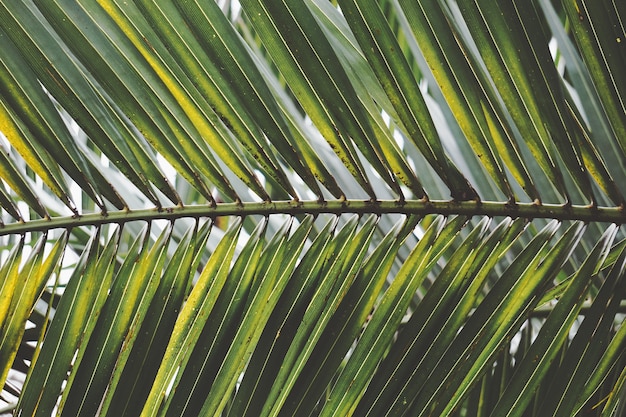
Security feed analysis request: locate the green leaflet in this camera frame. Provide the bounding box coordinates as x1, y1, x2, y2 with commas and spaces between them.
228, 216, 337, 417
162, 218, 267, 417
319, 215, 468, 416
99, 221, 204, 417
17, 230, 114, 417
539, 242, 626, 416
455, 0, 572, 203
87, 0, 250, 203
597, 321, 626, 416
565, 95, 625, 206
132, 0, 297, 200
140, 218, 241, 417
0, 181, 20, 221
282, 215, 420, 416
575, 284, 626, 414
0, 233, 65, 412
0, 1, 126, 210
358, 217, 527, 416
0, 238, 26, 387
399, 0, 538, 202
22, 0, 182, 208
240, 0, 398, 199
263, 214, 379, 417
0, 138, 46, 219
339, 0, 478, 201
414, 221, 585, 417
197, 215, 314, 416
0, 62, 73, 215
563, 0, 626, 156
488, 224, 618, 417
310, 0, 425, 199
506, 0, 595, 204
58, 224, 171, 417
164, 0, 332, 200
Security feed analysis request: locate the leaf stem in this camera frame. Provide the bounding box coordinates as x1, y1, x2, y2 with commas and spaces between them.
1, 199, 624, 236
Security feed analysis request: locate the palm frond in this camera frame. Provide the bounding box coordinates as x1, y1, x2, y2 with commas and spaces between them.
1, 0, 625, 416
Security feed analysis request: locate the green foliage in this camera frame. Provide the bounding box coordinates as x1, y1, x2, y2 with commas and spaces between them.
0, 0, 625, 416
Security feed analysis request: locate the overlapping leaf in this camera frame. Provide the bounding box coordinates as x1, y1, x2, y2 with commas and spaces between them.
0, 1, 625, 417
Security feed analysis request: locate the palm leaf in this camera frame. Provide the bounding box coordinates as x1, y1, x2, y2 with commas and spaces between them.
1, 1, 625, 416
